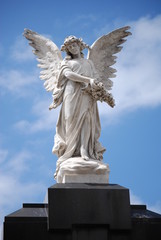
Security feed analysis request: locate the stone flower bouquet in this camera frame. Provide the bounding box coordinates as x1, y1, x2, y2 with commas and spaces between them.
83, 81, 115, 108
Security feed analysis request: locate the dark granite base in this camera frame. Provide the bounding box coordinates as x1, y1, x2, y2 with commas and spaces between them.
3, 184, 161, 240
48, 184, 131, 230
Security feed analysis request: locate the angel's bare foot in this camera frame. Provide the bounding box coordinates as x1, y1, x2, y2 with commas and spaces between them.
80, 146, 89, 160
83, 155, 89, 160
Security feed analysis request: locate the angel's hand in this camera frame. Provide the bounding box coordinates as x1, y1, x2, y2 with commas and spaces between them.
89, 78, 100, 89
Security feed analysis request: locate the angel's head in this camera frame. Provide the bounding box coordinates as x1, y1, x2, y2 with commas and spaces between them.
61, 36, 89, 59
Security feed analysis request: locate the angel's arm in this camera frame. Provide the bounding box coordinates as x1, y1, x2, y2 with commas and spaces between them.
63, 69, 98, 88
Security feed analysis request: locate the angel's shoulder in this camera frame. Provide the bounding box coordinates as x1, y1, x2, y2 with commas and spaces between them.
61, 59, 70, 66
60, 59, 73, 73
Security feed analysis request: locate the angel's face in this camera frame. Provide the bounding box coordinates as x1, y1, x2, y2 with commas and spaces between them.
67, 42, 80, 55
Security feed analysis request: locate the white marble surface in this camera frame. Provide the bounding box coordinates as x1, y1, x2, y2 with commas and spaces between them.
62, 174, 109, 184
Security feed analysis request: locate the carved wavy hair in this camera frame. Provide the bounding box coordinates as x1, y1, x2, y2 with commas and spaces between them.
61, 35, 89, 59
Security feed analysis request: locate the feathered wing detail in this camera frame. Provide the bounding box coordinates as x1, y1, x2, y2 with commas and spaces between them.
87, 26, 131, 107
23, 29, 63, 93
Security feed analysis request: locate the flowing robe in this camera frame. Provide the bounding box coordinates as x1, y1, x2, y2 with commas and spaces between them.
52, 58, 106, 177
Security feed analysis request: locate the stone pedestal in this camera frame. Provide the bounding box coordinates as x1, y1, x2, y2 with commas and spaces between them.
48, 183, 131, 230
3, 183, 161, 240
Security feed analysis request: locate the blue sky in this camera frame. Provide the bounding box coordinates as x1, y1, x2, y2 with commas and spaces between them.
1, 0, 161, 237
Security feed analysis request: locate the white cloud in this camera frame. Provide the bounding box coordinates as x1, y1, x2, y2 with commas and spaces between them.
0, 70, 58, 134
0, 176, 45, 240
130, 191, 161, 214
0, 147, 46, 238
98, 15, 161, 121
10, 36, 34, 61
14, 98, 60, 133
7, 151, 32, 174
130, 191, 144, 205
0, 69, 39, 97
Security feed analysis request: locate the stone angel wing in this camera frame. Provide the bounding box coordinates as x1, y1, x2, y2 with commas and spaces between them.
87, 26, 131, 107
23, 29, 63, 95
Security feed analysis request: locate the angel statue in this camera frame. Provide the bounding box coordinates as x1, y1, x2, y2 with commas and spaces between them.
24, 26, 131, 183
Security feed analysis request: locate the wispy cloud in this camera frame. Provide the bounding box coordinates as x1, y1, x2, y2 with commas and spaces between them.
130, 190, 161, 214
10, 36, 35, 62
0, 69, 39, 97
6, 150, 31, 174
130, 190, 144, 205
14, 98, 60, 133
0, 146, 46, 237
98, 15, 161, 123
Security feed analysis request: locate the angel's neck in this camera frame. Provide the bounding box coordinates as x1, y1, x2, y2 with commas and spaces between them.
72, 53, 81, 59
